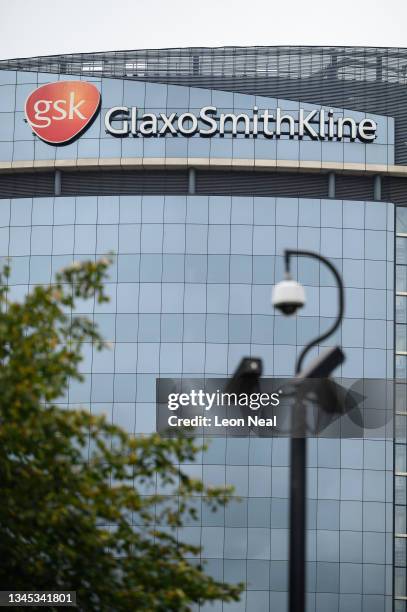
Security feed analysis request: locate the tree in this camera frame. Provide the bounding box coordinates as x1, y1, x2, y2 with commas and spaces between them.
0, 259, 242, 611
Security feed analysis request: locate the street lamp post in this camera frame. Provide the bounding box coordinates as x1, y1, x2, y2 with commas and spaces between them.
272, 249, 345, 612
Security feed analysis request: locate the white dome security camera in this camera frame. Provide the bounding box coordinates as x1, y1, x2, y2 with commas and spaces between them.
271, 278, 306, 315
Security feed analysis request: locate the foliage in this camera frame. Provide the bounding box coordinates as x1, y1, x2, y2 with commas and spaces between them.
0, 260, 242, 611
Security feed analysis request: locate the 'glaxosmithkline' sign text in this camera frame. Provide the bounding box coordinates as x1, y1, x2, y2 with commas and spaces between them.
24, 81, 379, 145
105, 106, 377, 143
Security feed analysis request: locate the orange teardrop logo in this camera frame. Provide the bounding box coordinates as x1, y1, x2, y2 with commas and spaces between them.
25, 80, 101, 145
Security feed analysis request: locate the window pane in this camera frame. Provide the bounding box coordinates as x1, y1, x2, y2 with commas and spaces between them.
396, 504, 407, 535
397, 265, 407, 292
397, 237, 407, 264
397, 324, 407, 352
397, 296, 407, 325
397, 207, 407, 233
396, 383, 407, 412
396, 355, 407, 380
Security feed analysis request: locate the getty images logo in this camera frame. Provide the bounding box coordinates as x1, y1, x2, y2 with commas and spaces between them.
25, 81, 101, 145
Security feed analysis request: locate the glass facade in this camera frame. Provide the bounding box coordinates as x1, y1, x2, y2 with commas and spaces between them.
0, 193, 394, 612
395, 207, 407, 610
0, 53, 402, 611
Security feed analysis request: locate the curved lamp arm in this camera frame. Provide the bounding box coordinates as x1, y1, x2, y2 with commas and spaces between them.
284, 250, 345, 375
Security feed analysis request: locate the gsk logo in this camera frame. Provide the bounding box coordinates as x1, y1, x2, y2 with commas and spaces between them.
25, 81, 101, 145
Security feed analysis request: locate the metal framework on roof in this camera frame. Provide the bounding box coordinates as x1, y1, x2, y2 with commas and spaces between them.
2, 46, 407, 84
